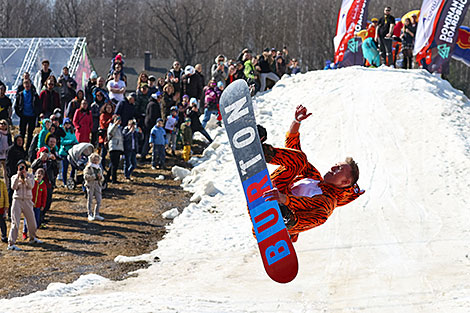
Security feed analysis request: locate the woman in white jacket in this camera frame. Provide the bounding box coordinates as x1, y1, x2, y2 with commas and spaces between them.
8, 160, 43, 251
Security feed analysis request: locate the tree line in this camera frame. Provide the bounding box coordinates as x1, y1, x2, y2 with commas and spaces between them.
0, 0, 469, 95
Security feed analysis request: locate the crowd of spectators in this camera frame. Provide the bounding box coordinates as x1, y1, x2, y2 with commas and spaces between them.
0, 45, 300, 251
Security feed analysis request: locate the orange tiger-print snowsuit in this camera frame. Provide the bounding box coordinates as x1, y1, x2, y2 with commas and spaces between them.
269, 132, 364, 242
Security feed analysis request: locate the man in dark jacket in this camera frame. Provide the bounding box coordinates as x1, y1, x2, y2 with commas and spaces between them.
182, 66, 202, 100
141, 92, 162, 161
115, 93, 136, 127
39, 78, 61, 117
194, 64, 205, 106
14, 80, 41, 151
58, 66, 77, 110
375, 6, 396, 66
186, 101, 213, 143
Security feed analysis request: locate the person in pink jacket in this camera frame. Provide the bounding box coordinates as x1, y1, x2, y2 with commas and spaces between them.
73, 100, 93, 143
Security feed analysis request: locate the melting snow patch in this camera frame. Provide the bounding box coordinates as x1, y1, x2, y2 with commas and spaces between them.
171, 166, 190, 180
162, 208, 180, 219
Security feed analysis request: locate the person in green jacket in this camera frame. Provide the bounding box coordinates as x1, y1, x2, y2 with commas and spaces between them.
243, 51, 260, 95
59, 118, 78, 185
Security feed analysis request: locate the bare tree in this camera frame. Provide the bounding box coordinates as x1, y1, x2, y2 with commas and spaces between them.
147, 0, 220, 65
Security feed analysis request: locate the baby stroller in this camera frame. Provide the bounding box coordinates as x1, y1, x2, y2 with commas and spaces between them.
66, 143, 107, 190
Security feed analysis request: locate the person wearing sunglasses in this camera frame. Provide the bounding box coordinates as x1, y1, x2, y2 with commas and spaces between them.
375, 6, 396, 66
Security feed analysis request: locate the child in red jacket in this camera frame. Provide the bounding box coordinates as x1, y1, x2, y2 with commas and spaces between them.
23, 168, 47, 239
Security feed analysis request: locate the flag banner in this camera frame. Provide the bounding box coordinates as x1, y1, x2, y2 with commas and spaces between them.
415, 0, 470, 73
338, 37, 364, 68
414, 0, 446, 58
452, 25, 470, 66
334, 0, 370, 66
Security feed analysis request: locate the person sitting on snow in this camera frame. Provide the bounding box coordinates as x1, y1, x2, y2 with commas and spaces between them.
261, 105, 364, 242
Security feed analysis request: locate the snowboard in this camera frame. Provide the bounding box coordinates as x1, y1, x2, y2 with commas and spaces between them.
219, 79, 298, 284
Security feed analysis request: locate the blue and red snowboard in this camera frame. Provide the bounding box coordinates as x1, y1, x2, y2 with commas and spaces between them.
219, 79, 298, 283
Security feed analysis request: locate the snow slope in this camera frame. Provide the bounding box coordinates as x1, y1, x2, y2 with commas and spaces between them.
2, 67, 470, 312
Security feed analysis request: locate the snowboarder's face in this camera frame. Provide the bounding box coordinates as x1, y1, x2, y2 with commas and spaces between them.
324, 162, 352, 188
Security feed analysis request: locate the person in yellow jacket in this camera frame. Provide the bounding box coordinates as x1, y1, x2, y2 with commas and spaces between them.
0, 178, 9, 243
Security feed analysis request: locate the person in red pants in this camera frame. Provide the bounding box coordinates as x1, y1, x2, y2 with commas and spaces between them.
261, 105, 364, 242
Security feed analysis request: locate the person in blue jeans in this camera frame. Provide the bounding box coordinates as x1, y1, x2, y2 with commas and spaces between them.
23, 168, 47, 239
149, 118, 168, 170
122, 119, 142, 180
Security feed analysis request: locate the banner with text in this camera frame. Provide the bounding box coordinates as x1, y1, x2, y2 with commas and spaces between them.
334, 0, 370, 66
415, 0, 470, 73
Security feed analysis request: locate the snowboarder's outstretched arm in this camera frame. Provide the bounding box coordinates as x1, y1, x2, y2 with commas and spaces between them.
288, 105, 311, 135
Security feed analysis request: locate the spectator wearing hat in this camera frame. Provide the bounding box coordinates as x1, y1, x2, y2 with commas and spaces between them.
148, 75, 158, 95
149, 118, 167, 170
115, 93, 136, 129
142, 92, 163, 161
59, 118, 78, 186
105, 115, 124, 183
8, 160, 43, 251
14, 79, 41, 151
211, 54, 228, 88
182, 65, 201, 101
84, 153, 105, 221
0, 85, 12, 123
367, 18, 379, 39
186, 99, 213, 144
180, 118, 192, 162
58, 66, 77, 110
34, 60, 54, 91
202, 80, 221, 129
107, 71, 126, 103
257, 49, 280, 92
165, 106, 179, 156
85, 71, 98, 105
73, 100, 93, 143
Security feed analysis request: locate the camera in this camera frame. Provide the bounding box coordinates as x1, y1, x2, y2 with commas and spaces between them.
19, 165, 25, 171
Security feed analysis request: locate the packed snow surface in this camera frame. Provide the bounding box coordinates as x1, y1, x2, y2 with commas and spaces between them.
2, 67, 470, 312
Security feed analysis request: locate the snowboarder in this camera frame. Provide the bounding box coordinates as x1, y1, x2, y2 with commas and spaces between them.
261, 105, 364, 242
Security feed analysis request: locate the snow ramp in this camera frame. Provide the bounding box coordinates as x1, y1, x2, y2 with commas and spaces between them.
2, 67, 470, 313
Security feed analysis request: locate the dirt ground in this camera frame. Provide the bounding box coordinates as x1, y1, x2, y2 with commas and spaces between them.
0, 144, 204, 299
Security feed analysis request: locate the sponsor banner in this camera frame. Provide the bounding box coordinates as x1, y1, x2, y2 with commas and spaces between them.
414, 0, 446, 58
452, 25, 470, 65
424, 0, 470, 73
334, 0, 370, 65
336, 37, 364, 68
